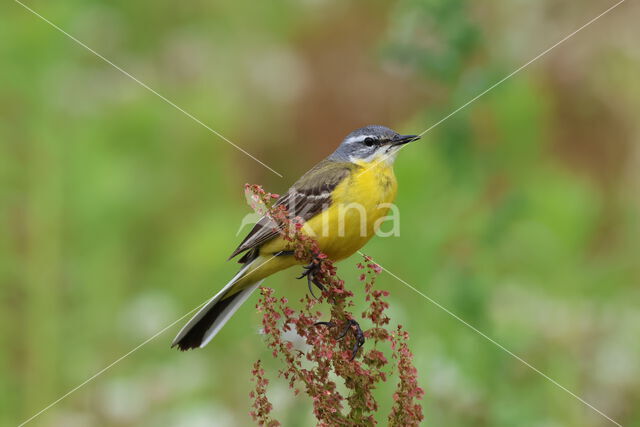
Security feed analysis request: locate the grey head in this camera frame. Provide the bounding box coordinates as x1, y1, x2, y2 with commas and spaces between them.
329, 125, 420, 164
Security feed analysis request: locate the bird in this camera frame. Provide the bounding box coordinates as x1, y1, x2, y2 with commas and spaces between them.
172, 125, 420, 351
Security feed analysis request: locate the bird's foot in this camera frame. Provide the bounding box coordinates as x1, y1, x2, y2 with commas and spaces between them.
315, 319, 365, 361
297, 256, 326, 298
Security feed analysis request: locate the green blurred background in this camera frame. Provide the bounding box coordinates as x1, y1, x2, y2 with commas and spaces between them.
2, 0, 639, 425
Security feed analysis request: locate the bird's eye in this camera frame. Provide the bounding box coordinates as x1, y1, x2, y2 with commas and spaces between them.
364, 137, 376, 147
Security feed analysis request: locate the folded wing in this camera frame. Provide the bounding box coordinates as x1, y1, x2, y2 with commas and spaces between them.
228, 160, 358, 261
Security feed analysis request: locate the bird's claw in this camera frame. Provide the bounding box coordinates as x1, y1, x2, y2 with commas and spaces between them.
297, 259, 326, 298
315, 319, 365, 360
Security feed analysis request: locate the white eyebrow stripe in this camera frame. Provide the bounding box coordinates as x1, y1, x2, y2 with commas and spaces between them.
344, 135, 374, 144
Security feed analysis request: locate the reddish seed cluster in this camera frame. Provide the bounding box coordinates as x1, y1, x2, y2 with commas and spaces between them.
249, 360, 280, 427
389, 326, 425, 425
246, 185, 424, 425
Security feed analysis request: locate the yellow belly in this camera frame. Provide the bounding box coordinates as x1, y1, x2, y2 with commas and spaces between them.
260, 159, 397, 262
232, 159, 398, 290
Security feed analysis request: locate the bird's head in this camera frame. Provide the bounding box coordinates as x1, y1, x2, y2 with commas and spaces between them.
329, 125, 421, 165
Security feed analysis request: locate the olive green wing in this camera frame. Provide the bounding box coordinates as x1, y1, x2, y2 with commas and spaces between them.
228, 160, 358, 262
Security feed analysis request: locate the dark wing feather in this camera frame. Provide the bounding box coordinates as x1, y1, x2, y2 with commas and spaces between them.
228, 160, 358, 261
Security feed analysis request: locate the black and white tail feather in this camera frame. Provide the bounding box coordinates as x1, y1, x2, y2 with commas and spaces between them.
171, 260, 263, 351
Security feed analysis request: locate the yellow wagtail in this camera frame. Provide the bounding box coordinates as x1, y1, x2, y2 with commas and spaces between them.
172, 125, 420, 350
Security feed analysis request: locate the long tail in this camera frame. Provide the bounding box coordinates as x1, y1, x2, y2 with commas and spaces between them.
172, 260, 263, 351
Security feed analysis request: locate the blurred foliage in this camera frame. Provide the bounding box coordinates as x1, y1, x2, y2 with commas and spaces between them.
1, 0, 640, 426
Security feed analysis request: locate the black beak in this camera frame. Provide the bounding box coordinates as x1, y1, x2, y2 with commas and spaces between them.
391, 134, 421, 146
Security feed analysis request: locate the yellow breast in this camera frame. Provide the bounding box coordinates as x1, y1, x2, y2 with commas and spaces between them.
303, 158, 398, 261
